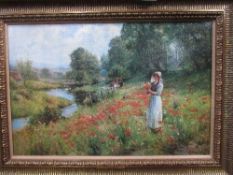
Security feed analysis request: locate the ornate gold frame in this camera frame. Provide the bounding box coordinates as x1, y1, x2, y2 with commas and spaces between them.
0, 1, 232, 174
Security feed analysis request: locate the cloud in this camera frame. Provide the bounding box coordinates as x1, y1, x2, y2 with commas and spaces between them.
8, 23, 122, 69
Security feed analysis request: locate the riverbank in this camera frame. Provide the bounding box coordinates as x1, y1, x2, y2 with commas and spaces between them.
10, 80, 71, 125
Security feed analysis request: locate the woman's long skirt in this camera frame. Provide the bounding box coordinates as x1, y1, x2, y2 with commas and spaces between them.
147, 95, 163, 129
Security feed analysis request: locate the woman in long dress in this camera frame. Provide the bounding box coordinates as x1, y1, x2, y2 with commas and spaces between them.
147, 72, 164, 132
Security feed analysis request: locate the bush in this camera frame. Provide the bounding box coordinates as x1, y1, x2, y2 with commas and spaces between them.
73, 86, 115, 105
88, 136, 102, 155
29, 106, 60, 125
29, 128, 69, 155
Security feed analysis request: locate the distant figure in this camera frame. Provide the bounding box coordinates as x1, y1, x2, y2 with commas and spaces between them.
110, 77, 124, 89
117, 77, 124, 87
146, 72, 164, 133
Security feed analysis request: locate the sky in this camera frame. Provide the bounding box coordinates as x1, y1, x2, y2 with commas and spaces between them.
8, 23, 123, 70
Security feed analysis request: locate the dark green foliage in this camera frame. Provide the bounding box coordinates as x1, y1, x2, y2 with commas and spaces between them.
73, 86, 115, 105
67, 47, 100, 86
170, 22, 212, 72
102, 22, 212, 81
16, 60, 38, 86
29, 106, 60, 125
73, 88, 96, 105
88, 136, 102, 155
103, 36, 132, 80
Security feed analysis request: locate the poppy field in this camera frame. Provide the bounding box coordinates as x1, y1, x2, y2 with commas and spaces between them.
13, 72, 211, 155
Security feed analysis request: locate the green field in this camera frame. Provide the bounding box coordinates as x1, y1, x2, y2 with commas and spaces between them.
12, 72, 211, 155
10, 79, 70, 124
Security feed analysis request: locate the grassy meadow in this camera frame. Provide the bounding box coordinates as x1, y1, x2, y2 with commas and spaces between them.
12, 71, 211, 155
10, 79, 71, 124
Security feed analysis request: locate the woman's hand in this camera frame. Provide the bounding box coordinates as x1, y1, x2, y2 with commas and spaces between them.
148, 89, 157, 95
147, 89, 153, 94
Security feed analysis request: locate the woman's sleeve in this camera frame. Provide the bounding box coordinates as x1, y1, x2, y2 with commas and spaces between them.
156, 84, 163, 95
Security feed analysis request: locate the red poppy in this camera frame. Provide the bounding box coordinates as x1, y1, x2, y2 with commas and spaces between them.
190, 108, 198, 113
167, 136, 175, 144
60, 131, 70, 140
124, 128, 132, 137
198, 114, 209, 122
108, 106, 118, 114
167, 108, 179, 116
128, 101, 142, 108
143, 83, 151, 90
108, 133, 116, 140
67, 141, 75, 148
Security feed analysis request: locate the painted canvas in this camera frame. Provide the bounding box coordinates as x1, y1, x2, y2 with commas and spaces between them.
8, 22, 212, 156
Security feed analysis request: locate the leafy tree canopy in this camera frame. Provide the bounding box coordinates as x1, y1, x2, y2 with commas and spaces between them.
101, 22, 212, 81
67, 47, 100, 86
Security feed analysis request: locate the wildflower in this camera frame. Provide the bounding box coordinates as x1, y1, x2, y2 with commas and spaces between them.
100, 138, 106, 143
181, 103, 188, 109
201, 96, 209, 101
88, 131, 97, 137
143, 82, 151, 90
171, 125, 177, 131
167, 108, 179, 116
167, 136, 175, 144
96, 112, 106, 120
162, 99, 169, 106
198, 114, 209, 122
60, 131, 70, 140
108, 106, 118, 114
190, 108, 198, 113
128, 101, 141, 108
185, 97, 191, 103
67, 141, 75, 148
108, 133, 116, 140
201, 96, 209, 104
115, 100, 125, 107
124, 128, 132, 137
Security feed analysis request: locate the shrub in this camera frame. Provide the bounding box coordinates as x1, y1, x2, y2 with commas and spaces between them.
30, 132, 69, 155
29, 106, 60, 125
73, 86, 115, 105
88, 136, 102, 155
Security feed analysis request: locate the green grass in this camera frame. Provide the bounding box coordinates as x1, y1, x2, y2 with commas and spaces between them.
164, 70, 211, 91
12, 71, 211, 155
26, 80, 63, 90
10, 80, 70, 119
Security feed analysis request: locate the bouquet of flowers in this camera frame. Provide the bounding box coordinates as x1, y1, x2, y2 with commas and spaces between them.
144, 82, 151, 94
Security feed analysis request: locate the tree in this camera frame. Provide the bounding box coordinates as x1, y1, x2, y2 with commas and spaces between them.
40, 68, 51, 79
68, 47, 100, 86
105, 24, 168, 80
167, 22, 212, 72
103, 22, 212, 82
16, 59, 37, 86
29, 106, 60, 125
106, 36, 132, 80
100, 54, 109, 77
100, 54, 109, 71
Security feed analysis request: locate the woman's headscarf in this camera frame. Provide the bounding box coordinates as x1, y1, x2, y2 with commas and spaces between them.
150, 71, 162, 83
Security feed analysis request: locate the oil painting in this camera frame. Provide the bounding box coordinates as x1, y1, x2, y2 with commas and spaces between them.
8, 22, 212, 156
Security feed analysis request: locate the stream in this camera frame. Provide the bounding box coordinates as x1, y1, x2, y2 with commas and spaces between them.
12, 88, 78, 130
